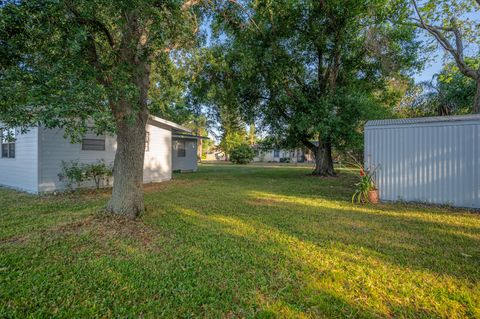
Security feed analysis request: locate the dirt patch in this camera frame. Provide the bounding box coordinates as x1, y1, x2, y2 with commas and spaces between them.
1, 215, 164, 255
0, 235, 29, 245
52, 215, 159, 247
305, 173, 340, 179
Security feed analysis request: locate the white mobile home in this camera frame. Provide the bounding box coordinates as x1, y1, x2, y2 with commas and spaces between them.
253, 147, 312, 163
364, 114, 480, 209
0, 116, 194, 193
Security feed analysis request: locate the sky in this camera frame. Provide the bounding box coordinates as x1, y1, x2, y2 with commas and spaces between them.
412, 9, 480, 84
413, 52, 444, 83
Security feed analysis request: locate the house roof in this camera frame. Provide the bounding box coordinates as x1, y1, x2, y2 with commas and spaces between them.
365, 114, 480, 127
172, 131, 210, 140
148, 116, 191, 133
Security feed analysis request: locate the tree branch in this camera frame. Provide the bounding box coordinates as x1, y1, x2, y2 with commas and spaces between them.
66, 3, 115, 48
411, 0, 478, 80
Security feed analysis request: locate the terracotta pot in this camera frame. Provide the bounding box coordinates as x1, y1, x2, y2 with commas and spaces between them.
368, 190, 379, 204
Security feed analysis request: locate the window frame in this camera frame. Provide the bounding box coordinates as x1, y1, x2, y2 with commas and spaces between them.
273, 149, 280, 158
81, 136, 106, 151
177, 140, 186, 157
1, 128, 16, 159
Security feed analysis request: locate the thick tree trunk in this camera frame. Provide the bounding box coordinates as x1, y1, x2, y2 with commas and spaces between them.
474, 80, 480, 114
106, 112, 148, 218
106, 55, 150, 218
311, 139, 335, 176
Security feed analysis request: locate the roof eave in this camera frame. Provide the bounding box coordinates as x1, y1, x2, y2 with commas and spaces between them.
148, 115, 191, 133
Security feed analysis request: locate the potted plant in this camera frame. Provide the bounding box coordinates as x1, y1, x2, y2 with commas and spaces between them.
352, 166, 379, 204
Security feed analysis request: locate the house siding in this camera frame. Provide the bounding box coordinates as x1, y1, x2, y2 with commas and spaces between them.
144, 124, 172, 182
0, 127, 39, 193
172, 138, 198, 172
38, 123, 172, 192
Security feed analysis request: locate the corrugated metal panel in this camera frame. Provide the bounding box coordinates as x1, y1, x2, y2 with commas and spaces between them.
366, 114, 480, 127
364, 116, 480, 209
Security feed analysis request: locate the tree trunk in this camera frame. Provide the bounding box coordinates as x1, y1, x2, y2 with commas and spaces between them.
474, 80, 480, 114
106, 56, 150, 218
311, 139, 335, 176
197, 135, 203, 160
106, 109, 148, 218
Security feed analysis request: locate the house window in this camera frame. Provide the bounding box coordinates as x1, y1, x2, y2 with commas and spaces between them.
273, 149, 280, 158
1, 129, 15, 159
145, 132, 150, 152
82, 135, 105, 151
177, 140, 186, 157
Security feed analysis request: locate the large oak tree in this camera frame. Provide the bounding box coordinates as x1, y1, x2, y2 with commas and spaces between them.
214, 0, 420, 175
0, 0, 201, 218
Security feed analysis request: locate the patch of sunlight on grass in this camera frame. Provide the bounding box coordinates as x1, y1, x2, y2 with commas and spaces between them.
2, 165, 479, 318
254, 293, 310, 319
249, 190, 480, 228
176, 205, 480, 318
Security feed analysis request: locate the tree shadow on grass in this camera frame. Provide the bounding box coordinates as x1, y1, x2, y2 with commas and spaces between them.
238, 190, 480, 282
145, 204, 474, 318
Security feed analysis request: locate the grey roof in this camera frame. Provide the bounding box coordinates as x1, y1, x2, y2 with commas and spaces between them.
365, 114, 480, 127
172, 133, 209, 140
148, 116, 191, 132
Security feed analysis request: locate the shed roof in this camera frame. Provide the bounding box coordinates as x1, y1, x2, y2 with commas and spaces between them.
148, 116, 191, 132
365, 114, 480, 127
172, 132, 209, 140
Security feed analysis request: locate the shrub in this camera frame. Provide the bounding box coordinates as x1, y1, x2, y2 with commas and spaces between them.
84, 160, 113, 189
58, 159, 113, 191
230, 144, 255, 164
59, 160, 85, 190
279, 157, 290, 163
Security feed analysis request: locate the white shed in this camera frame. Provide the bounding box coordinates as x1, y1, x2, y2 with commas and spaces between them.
171, 133, 199, 172
364, 114, 480, 209
0, 116, 191, 193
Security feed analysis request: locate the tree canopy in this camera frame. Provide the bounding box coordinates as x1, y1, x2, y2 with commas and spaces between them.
206, 0, 421, 175
0, 0, 202, 217
410, 0, 480, 113
1, 0, 479, 216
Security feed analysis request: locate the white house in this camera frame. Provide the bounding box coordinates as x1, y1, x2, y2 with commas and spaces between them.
0, 116, 196, 193
253, 147, 313, 163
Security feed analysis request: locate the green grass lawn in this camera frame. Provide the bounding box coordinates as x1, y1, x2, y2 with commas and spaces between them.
1, 164, 479, 318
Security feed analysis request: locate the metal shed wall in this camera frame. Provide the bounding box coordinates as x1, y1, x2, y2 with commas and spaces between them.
364, 115, 480, 209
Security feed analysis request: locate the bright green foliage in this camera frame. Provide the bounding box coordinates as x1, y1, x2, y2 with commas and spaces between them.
0, 0, 198, 139
352, 167, 378, 203
84, 160, 113, 189
401, 59, 479, 116
410, 0, 480, 113
219, 129, 247, 158
214, 0, 420, 159
59, 160, 86, 190
59, 159, 113, 190
188, 46, 249, 158
1, 164, 480, 317
229, 144, 255, 164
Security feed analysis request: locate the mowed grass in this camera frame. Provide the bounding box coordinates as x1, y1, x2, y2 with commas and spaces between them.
1, 164, 479, 318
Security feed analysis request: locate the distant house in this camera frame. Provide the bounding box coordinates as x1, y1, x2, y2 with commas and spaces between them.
172, 132, 208, 172
0, 116, 199, 193
253, 146, 314, 163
